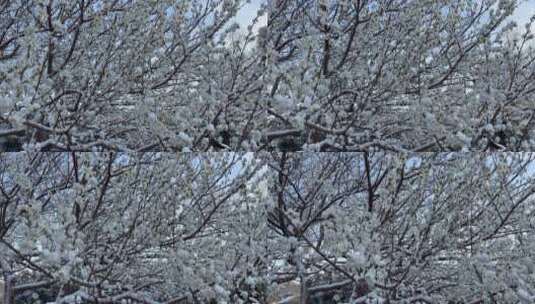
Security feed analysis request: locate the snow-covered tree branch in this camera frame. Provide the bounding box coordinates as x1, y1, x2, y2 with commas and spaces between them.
264, 0, 535, 151
1, 152, 535, 303
1, 0, 534, 151
262, 152, 535, 303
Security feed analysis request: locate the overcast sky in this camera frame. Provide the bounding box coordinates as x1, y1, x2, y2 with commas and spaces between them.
235, 0, 264, 26
513, 0, 535, 28
234, 0, 266, 37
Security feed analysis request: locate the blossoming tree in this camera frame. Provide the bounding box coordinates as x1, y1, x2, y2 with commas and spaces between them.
1, 0, 534, 151
1, 152, 534, 303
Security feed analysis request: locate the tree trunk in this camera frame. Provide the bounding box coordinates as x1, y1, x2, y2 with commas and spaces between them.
2, 275, 14, 304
